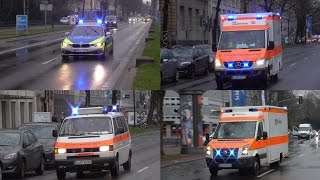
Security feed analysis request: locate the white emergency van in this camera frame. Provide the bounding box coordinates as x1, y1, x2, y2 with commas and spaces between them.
206, 106, 288, 176
298, 123, 312, 140
53, 107, 131, 180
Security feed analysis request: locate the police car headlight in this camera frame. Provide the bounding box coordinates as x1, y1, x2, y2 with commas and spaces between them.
56, 148, 66, 154
215, 59, 222, 68
242, 144, 249, 155
256, 59, 265, 67
95, 42, 103, 47
62, 42, 69, 48
206, 146, 211, 156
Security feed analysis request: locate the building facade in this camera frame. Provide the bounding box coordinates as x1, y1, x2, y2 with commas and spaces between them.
0, 91, 36, 128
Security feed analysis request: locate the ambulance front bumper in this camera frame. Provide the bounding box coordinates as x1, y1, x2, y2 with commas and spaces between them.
215, 68, 268, 81
55, 157, 116, 172
206, 157, 255, 169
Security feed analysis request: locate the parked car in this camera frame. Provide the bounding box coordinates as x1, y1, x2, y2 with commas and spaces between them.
172, 46, 210, 79
194, 44, 215, 73
0, 129, 45, 179
60, 17, 69, 24
292, 126, 299, 137
161, 48, 179, 83
19, 122, 61, 168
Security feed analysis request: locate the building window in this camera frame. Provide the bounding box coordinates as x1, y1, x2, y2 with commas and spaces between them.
29, 102, 33, 122
196, 9, 200, 30
20, 102, 25, 124
188, 8, 192, 30
11, 102, 16, 128
1, 101, 6, 128
179, 6, 185, 29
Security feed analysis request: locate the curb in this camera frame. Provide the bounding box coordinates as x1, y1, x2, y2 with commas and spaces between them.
131, 130, 159, 138
0, 28, 71, 41
161, 156, 205, 168
105, 22, 151, 89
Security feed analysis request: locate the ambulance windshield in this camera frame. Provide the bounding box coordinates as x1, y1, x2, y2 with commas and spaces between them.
214, 121, 256, 139
59, 117, 113, 136
218, 30, 265, 50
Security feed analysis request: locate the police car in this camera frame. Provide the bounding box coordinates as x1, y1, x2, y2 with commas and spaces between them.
52, 106, 131, 179
61, 19, 114, 62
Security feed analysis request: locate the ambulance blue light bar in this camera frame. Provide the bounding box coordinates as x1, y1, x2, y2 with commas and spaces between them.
256, 14, 263, 20
227, 15, 236, 21
249, 108, 258, 112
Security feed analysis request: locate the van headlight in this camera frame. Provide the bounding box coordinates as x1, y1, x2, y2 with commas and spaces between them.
56, 148, 66, 154
241, 144, 249, 155
100, 145, 114, 152
215, 59, 222, 68
206, 146, 211, 156
256, 59, 265, 67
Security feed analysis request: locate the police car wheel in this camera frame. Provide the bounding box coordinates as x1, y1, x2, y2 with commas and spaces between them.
123, 153, 131, 171
111, 157, 119, 176
56, 169, 66, 180
62, 55, 69, 62
102, 48, 107, 59
109, 43, 114, 55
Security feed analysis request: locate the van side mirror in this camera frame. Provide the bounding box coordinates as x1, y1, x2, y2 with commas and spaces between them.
267, 41, 275, 50
117, 127, 125, 134
52, 130, 58, 137
212, 45, 217, 52
205, 133, 210, 141
263, 131, 268, 140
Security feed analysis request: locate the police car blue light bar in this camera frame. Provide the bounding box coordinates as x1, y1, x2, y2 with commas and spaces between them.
97, 19, 102, 24
79, 19, 84, 24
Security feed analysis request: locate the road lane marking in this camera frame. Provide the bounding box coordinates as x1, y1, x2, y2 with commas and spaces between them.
290, 63, 296, 67
0, 38, 64, 55
257, 169, 275, 178
304, 58, 308, 60
42, 58, 57, 65
137, 166, 149, 173
298, 154, 304, 157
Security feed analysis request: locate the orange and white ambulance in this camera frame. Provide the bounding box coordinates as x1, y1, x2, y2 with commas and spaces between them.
214, 13, 282, 89
53, 107, 131, 180
206, 106, 288, 176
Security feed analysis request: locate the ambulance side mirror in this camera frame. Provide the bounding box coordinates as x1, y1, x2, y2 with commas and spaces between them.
212, 45, 217, 52
116, 127, 125, 134
267, 41, 275, 50
52, 130, 58, 137
205, 133, 210, 141
262, 131, 268, 140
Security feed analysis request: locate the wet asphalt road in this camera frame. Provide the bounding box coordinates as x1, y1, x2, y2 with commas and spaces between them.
161, 136, 320, 180
0, 22, 149, 90
3, 132, 160, 180
161, 44, 320, 90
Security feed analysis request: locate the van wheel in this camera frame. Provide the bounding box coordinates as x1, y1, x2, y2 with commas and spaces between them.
111, 157, 119, 177
36, 156, 45, 175
16, 161, 25, 179
209, 168, 218, 176
251, 157, 260, 175
56, 169, 66, 180
123, 152, 132, 171
261, 70, 271, 89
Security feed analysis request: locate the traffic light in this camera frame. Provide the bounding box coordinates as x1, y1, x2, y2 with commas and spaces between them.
299, 96, 303, 104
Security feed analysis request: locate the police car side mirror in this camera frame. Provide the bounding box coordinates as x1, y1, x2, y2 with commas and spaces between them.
106, 32, 112, 36
52, 130, 58, 137
263, 131, 268, 140
116, 127, 125, 134
65, 32, 70, 36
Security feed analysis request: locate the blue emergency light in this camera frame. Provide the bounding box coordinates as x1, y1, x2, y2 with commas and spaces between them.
72, 107, 79, 115
227, 63, 234, 68
227, 15, 236, 21
229, 149, 235, 156
276, 13, 281, 16
225, 109, 233, 113
97, 19, 102, 24
79, 19, 84, 24
256, 14, 263, 20
243, 62, 249, 68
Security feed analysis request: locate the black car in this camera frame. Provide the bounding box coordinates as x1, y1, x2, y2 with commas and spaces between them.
172, 46, 210, 79
19, 122, 61, 167
161, 48, 179, 83
194, 44, 215, 73
0, 129, 45, 179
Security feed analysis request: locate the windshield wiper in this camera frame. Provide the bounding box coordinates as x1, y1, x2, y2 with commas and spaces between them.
86, 131, 111, 135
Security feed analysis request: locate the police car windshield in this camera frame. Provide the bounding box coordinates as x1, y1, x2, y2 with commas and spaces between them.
59, 117, 113, 136
70, 26, 103, 36
218, 30, 265, 50
213, 122, 256, 139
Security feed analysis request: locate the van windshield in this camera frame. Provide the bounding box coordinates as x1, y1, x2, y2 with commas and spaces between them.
299, 127, 310, 131
218, 30, 265, 50
213, 121, 256, 139
59, 117, 113, 136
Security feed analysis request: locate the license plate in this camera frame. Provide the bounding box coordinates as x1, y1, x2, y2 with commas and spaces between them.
218, 164, 232, 168
231, 76, 246, 80
74, 160, 92, 165
74, 49, 87, 53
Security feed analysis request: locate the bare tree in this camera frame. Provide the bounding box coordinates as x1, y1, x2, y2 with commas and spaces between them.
212, 0, 223, 51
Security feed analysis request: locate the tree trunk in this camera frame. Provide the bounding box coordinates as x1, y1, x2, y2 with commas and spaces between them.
212, 0, 222, 51
112, 90, 118, 105
147, 91, 158, 124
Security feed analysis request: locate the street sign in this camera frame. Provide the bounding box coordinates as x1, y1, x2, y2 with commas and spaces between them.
33, 112, 52, 122
16, 15, 28, 31
40, 4, 52, 11
231, 90, 246, 106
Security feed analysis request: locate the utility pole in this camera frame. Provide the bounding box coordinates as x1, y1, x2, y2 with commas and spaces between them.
51, 0, 54, 28
23, 0, 26, 15
261, 90, 266, 106
133, 90, 136, 127
85, 90, 90, 107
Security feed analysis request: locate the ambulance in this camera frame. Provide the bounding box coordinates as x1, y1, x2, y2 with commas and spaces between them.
214, 13, 282, 89
206, 106, 288, 176
52, 107, 132, 180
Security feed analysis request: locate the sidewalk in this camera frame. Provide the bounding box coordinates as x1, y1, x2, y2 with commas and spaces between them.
161, 146, 205, 167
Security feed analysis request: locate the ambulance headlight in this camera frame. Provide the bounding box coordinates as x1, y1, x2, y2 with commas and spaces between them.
56, 148, 67, 154
206, 146, 211, 156
242, 144, 249, 155
256, 59, 265, 67
215, 59, 222, 68
99, 146, 109, 152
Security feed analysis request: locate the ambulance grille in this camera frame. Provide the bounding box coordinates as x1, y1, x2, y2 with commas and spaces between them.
67, 148, 99, 153
213, 148, 239, 159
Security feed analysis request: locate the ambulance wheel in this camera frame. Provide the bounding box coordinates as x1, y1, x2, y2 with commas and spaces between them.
261, 70, 271, 89
216, 78, 224, 90
123, 151, 132, 171
251, 157, 260, 175
111, 156, 119, 177
209, 168, 218, 176
62, 55, 69, 63
56, 169, 66, 180
76, 171, 85, 178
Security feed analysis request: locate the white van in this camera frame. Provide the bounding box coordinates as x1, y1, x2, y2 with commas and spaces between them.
53, 107, 132, 180
298, 124, 312, 140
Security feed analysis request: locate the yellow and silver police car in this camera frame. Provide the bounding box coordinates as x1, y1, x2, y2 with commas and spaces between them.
53, 106, 131, 179
61, 19, 113, 62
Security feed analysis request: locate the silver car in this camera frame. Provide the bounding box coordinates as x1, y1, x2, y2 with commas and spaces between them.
161, 49, 179, 83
